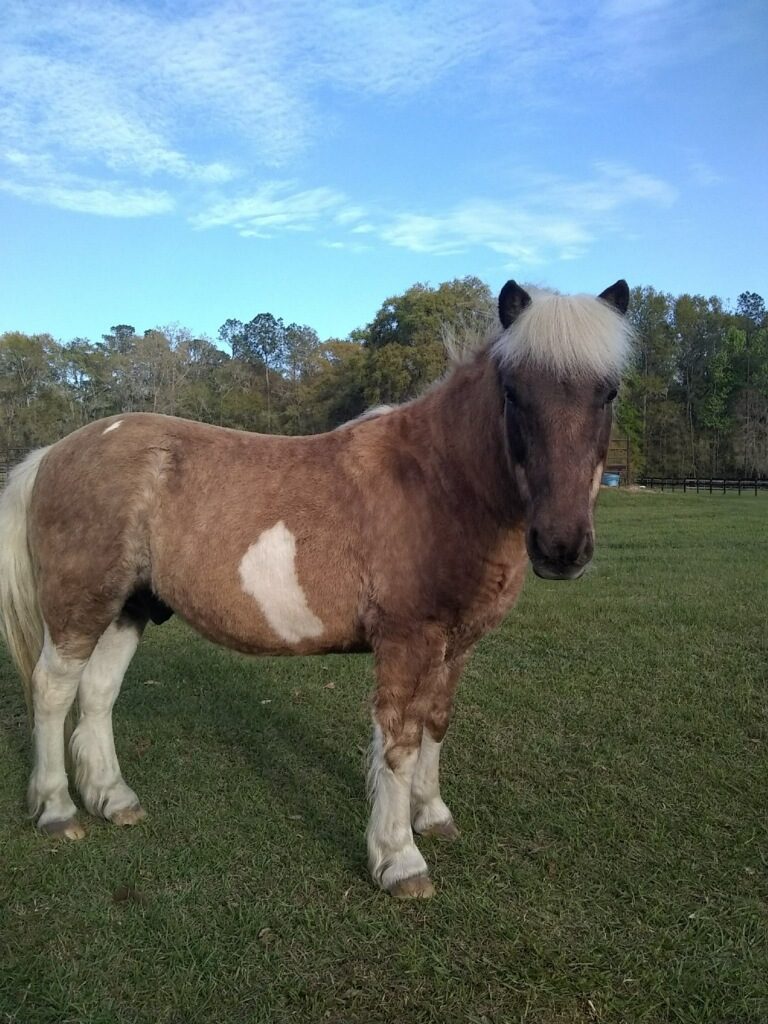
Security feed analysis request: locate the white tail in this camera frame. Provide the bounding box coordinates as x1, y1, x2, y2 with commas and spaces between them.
0, 447, 49, 717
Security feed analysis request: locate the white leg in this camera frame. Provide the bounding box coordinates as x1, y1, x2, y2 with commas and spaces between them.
366, 724, 432, 897
28, 629, 86, 837
70, 621, 145, 824
411, 731, 458, 837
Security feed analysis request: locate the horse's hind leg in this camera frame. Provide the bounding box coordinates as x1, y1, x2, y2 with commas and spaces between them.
71, 618, 145, 826
28, 631, 88, 839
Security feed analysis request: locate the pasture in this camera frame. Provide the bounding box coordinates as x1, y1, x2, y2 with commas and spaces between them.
1, 490, 767, 1024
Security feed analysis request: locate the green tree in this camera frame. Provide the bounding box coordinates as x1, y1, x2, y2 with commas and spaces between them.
0, 332, 70, 447
219, 314, 289, 431
102, 324, 137, 355
301, 340, 367, 430
621, 287, 677, 476
365, 277, 493, 350
357, 277, 494, 406
282, 323, 321, 434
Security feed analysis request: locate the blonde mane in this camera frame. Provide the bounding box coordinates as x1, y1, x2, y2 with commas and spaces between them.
492, 287, 634, 381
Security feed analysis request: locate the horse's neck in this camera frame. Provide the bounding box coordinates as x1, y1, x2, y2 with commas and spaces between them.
419, 351, 523, 526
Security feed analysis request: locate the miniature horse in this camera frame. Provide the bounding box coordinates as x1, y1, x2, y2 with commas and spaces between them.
0, 280, 632, 898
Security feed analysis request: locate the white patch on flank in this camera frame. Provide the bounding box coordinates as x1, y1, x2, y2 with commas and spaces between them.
493, 288, 634, 381
102, 420, 123, 434
238, 521, 324, 644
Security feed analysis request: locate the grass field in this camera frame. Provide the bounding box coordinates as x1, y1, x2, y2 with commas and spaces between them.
1, 490, 767, 1024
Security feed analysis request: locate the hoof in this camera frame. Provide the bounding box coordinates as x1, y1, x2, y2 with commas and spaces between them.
388, 875, 435, 899
40, 817, 86, 841
417, 819, 460, 841
110, 805, 146, 827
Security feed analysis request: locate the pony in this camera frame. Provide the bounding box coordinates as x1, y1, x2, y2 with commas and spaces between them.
0, 279, 632, 898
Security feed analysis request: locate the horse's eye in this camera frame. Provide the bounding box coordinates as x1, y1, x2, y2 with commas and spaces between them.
605, 388, 618, 405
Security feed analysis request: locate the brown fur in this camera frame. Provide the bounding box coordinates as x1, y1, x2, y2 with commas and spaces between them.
29, 340, 610, 765
30, 351, 532, 663
3, 281, 626, 889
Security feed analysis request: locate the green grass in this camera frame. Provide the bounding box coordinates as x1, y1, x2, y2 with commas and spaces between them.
1, 491, 767, 1024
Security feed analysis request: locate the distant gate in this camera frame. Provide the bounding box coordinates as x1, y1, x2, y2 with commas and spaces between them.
638, 477, 767, 495
606, 435, 631, 484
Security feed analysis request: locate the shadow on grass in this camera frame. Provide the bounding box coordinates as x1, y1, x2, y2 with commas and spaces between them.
119, 628, 373, 879
0, 669, 31, 804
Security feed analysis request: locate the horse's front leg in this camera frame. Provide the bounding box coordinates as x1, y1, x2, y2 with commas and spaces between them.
411, 734, 458, 840
410, 652, 468, 841
367, 630, 446, 899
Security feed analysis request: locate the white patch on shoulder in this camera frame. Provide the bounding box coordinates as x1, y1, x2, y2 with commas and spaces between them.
102, 420, 123, 434
238, 521, 324, 643
591, 461, 605, 501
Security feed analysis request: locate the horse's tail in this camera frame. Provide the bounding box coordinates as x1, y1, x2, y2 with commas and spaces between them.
0, 447, 50, 719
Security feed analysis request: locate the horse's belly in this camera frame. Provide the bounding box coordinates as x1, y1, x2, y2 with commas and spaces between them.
151, 517, 366, 657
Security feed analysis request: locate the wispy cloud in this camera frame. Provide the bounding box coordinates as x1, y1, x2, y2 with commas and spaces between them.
0, 49, 235, 182
377, 164, 677, 264
188, 161, 676, 265
0, 0, 737, 243
4, 1, 492, 172
191, 183, 350, 236
0, 177, 173, 217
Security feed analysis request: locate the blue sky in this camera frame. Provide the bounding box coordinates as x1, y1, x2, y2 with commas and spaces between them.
1, 0, 766, 345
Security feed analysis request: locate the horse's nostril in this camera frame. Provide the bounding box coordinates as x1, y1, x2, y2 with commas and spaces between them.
529, 527, 592, 570
528, 527, 545, 560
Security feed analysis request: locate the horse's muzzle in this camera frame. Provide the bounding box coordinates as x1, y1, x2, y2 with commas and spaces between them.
530, 559, 589, 581
527, 527, 593, 581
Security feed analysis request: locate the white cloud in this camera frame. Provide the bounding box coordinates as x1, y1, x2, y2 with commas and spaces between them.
191, 182, 349, 235
381, 206, 591, 262
0, 0, 734, 229
335, 207, 367, 226
377, 164, 676, 264
185, 161, 676, 271
0, 178, 173, 217
0, 48, 235, 183
309, 1, 501, 96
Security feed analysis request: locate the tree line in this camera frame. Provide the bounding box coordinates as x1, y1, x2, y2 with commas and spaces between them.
1, 278, 766, 479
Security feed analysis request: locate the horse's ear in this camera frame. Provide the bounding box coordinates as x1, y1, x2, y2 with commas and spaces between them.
598, 279, 630, 315
498, 280, 532, 329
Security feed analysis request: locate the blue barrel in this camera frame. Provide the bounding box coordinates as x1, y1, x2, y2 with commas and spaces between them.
602, 472, 621, 487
